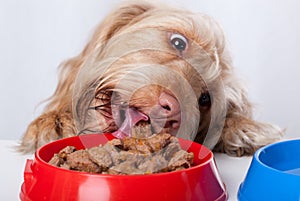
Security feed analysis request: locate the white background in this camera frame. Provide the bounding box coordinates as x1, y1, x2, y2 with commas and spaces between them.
1, 0, 299, 141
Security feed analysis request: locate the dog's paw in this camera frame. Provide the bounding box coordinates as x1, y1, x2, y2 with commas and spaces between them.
214, 115, 283, 156
18, 111, 76, 154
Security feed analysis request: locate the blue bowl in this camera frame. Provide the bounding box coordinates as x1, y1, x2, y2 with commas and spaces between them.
238, 139, 300, 201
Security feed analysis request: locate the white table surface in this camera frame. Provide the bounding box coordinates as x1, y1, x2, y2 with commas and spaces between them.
0, 140, 252, 201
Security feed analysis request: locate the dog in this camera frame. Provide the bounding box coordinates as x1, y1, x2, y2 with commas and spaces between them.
19, 1, 282, 156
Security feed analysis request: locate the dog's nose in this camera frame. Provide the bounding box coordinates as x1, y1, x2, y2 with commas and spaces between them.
158, 92, 181, 129
159, 92, 179, 115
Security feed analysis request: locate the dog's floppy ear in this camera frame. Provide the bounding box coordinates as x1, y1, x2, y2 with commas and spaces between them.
213, 69, 283, 156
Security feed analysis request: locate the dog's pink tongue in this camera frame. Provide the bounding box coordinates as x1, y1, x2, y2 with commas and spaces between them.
112, 108, 148, 138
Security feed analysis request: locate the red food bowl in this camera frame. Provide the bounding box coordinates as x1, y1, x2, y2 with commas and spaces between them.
20, 134, 227, 201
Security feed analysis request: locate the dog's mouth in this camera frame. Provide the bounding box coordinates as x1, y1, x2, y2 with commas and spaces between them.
112, 107, 150, 138
111, 107, 181, 139
105, 90, 182, 139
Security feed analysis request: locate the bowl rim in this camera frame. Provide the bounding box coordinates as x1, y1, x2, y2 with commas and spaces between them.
35, 133, 215, 178
254, 138, 300, 177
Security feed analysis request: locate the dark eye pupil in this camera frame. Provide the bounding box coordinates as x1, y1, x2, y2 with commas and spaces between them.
199, 92, 211, 107
171, 38, 186, 51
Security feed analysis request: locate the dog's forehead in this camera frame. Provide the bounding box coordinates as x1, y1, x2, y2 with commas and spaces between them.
103, 18, 211, 58
101, 26, 217, 74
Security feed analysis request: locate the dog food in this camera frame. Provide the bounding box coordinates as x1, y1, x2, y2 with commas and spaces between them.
48, 133, 194, 175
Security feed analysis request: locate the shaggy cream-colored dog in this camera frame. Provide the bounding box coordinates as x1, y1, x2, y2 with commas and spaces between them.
19, 1, 282, 156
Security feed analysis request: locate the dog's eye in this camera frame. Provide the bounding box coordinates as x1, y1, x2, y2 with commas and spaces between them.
199, 92, 211, 107
170, 33, 187, 52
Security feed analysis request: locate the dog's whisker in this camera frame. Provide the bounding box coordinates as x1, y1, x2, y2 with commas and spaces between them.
88, 104, 110, 111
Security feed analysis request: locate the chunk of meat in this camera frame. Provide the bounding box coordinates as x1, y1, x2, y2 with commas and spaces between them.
168, 150, 194, 171
122, 133, 172, 154
66, 150, 102, 173
88, 145, 113, 169
48, 146, 76, 167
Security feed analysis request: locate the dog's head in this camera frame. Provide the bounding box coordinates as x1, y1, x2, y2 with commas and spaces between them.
72, 1, 230, 149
